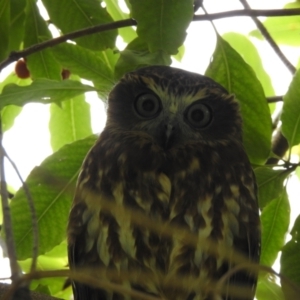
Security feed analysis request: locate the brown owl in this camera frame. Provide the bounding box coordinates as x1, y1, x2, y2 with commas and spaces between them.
67, 66, 260, 300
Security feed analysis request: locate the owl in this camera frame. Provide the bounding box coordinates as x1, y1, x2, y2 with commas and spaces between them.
67, 66, 260, 300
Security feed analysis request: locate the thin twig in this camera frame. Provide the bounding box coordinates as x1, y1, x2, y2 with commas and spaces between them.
1, 9, 300, 72
267, 96, 283, 103
0, 118, 20, 283
239, 0, 296, 74
0, 19, 137, 72
193, 8, 300, 21
4, 149, 38, 273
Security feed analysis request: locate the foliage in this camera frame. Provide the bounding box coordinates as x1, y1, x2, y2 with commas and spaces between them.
0, 0, 300, 299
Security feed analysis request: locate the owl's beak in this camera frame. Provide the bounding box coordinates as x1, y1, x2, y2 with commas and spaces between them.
163, 122, 176, 149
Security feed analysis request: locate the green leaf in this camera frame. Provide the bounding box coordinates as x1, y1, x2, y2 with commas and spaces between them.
115, 37, 171, 79
49, 88, 93, 151
0, 72, 31, 132
281, 214, 300, 299
205, 36, 272, 164
42, 0, 117, 51
24, 0, 61, 80
172, 44, 185, 62
260, 191, 290, 267
52, 43, 116, 99
19, 241, 70, 298
256, 276, 284, 300
0, 0, 10, 60
104, 0, 137, 43
0, 79, 96, 109
222, 33, 274, 97
129, 0, 194, 54
7, 135, 97, 260
8, 0, 26, 52
254, 166, 293, 209
281, 68, 300, 148
250, 2, 300, 46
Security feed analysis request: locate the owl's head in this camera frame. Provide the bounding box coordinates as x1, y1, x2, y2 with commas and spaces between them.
106, 66, 242, 149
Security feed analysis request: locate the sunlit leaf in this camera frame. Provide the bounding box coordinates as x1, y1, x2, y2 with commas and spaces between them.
172, 44, 185, 62
0, 72, 31, 131
281, 214, 300, 299
24, 0, 61, 80
205, 36, 272, 164
49, 77, 93, 152
0, 79, 96, 109
129, 0, 193, 54
104, 0, 137, 42
250, 2, 300, 46
222, 32, 274, 98
5, 135, 97, 260
42, 0, 117, 51
256, 276, 284, 300
254, 166, 293, 208
115, 37, 171, 79
281, 68, 300, 148
260, 191, 290, 267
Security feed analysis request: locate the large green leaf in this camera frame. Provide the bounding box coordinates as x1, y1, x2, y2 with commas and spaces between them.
281, 68, 300, 148
49, 85, 92, 152
250, 2, 300, 46
129, 0, 193, 54
42, 0, 117, 51
256, 276, 284, 300
19, 240, 71, 299
0, 79, 96, 109
115, 37, 171, 79
104, 0, 136, 43
222, 33, 274, 98
205, 36, 272, 164
8, 0, 26, 52
281, 215, 300, 299
24, 0, 61, 80
0, 0, 10, 61
0, 72, 31, 131
254, 166, 293, 209
6, 135, 97, 260
52, 43, 116, 99
260, 191, 290, 267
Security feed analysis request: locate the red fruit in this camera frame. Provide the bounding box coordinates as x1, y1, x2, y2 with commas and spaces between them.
15, 59, 30, 79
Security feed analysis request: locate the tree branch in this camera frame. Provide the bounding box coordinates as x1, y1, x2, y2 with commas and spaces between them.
267, 96, 283, 103
0, 19, 137, 72
239, 0, 296, 75
1, 9, 300, 72
193, 8, 300, 21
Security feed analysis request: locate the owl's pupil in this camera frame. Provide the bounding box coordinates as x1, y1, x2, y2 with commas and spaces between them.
191, 109, 204, 122
142, 99, 155, 112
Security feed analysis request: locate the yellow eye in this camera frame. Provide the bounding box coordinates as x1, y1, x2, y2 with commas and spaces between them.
134, 93, 161, 118
185, 103, 212, 128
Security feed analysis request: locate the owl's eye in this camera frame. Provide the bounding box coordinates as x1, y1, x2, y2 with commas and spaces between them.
185, 103, 212, 128
134, 93, 161, 118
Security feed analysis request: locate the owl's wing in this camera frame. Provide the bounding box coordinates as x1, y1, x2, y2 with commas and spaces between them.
67, 134, 172, 299
229, 168, 260, 300
68, 189, 108, 300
